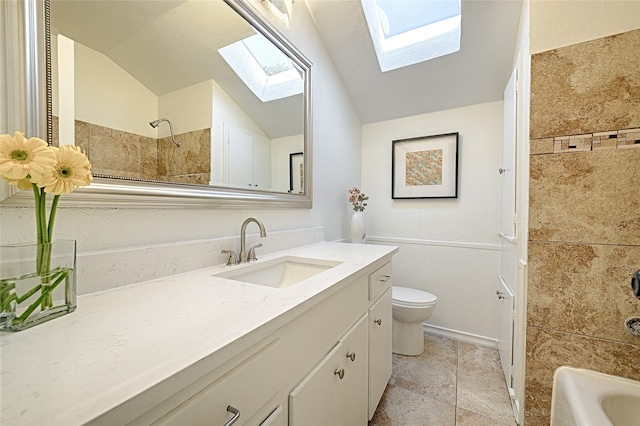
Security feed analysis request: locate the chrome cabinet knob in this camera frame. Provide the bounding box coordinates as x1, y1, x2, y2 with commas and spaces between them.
374, 319, 382, 325
334, 369, 345, 379
346, 352, 356, 362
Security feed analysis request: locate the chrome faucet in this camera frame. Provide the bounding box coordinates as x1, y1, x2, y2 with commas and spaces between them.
239, 217, 266, 263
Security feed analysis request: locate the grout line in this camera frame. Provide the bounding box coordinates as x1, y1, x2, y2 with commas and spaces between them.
454, 338, 459, 425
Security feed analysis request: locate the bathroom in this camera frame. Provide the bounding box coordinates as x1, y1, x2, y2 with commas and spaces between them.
1, 0, 639, 425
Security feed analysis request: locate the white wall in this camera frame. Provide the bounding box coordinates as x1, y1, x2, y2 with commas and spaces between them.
157, 80, 214, 138
0, 0, 361, 256
74, 42, 158, 138
530, 0, 640, 54
362, 101, 504, 343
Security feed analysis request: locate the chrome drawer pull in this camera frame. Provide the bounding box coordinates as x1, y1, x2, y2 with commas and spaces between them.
334, 368, 345, 379
380, 275, 391, 282
374, 319, 382, 326
346, 352, 356, 362
225, 405, 240, 426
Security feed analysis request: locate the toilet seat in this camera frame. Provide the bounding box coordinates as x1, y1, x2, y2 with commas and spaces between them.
392, 286, 438, 307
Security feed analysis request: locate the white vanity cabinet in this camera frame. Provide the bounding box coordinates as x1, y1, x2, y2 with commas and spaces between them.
368, 262, 393, 420
288, 262, 394, 425
1, 243, 399, 426
128, 261, 393, 426
153, 340, 284, 426
289, 315, 369, 425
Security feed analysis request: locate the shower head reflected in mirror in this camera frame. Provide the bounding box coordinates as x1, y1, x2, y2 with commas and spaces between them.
149, 118, 181, 147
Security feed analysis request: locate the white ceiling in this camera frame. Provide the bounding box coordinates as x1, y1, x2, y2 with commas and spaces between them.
305, 0, 523, 123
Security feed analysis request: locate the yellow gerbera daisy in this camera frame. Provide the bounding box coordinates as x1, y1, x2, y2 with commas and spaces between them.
3, 177, 34, 190
39, 145, 93, 195
0, 132, 56, 182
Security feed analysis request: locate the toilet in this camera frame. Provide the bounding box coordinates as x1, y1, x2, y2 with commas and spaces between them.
391, 286, 438, 356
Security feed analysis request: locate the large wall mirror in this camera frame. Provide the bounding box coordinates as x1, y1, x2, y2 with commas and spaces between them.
2, 0, 312, 208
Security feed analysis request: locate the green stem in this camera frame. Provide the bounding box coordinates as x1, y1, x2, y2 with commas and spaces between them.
12, 270, 67, 325
0, 281, 17, 311
39, 188, 48, 244
32, 185, 57, 309
48, 195, 60, 242
40, 243, 54, 309
32, 184, 44, 244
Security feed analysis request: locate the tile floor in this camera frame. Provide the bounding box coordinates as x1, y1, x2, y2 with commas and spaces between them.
369, 333, 518, 426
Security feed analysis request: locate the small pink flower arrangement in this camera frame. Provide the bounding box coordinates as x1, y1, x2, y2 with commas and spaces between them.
348, 187, 369, 212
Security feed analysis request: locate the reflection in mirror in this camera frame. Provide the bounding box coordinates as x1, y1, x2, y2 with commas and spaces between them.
49, 0, 309, 196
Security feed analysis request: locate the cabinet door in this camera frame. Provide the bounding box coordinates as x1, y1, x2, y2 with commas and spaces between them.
289, 315, 368, 426
368, 288, 392, 420
340, 315, 369, 426
227, 127, 254, 188
252, 134, 271, 189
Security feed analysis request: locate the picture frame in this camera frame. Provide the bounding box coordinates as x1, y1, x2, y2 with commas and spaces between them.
289, 152, 304, 193
392, 132, 459, 199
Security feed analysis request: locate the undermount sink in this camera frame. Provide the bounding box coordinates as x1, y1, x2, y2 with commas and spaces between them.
551, 366, 640, 426
214, 256, 342, 289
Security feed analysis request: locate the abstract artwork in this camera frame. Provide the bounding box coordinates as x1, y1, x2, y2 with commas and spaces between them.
392, 133, 458, 198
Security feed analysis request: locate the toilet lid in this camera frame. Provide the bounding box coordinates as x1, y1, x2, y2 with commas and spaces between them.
392, 286, 438, 306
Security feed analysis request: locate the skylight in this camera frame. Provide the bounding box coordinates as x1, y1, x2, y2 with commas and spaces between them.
361, 0, 461, 72
218, 33, 303, 102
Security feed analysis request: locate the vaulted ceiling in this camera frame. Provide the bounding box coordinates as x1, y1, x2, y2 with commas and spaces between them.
51, 0, 523, 131
305, 0, 523, 123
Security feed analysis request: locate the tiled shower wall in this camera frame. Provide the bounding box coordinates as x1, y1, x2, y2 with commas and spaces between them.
526, 29, 640, 425
74, 120, 211, 184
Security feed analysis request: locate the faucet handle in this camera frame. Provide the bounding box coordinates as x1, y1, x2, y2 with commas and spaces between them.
221, 249, 238, 266
247, 243, 263, 262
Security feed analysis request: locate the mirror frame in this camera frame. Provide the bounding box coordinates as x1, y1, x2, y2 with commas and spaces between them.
2, 0, 312, 209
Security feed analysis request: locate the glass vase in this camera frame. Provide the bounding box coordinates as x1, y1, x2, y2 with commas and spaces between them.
0, 240, 77, 332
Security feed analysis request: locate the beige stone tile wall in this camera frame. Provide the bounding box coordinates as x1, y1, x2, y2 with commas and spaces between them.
157, 128, 211, 184
530, 29, 640, 139
527, 28, 640, 425
74, 120, 210, 184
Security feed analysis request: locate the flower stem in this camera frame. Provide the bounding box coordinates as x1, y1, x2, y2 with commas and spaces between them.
32, 184, 45, 244
31, 185, 56, 309
48, 195, 60, 242
12, 269, 67, 325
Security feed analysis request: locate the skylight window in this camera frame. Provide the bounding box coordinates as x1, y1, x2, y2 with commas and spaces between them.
219, 33, 303, 102
361, 0, 461, 72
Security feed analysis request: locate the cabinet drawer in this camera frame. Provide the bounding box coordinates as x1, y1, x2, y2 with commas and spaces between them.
289, 315, 368, 426
369, 262, 392, 301
154, 340, 283, 426
258, 405, 286, 426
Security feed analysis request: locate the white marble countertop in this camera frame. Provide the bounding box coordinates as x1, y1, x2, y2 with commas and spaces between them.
0, 242, 397, 425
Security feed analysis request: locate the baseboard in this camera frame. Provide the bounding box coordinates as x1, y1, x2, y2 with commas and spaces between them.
423, 323, 498, 349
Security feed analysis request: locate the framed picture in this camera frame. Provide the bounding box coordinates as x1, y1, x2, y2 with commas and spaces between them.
392, 132, 459, 199
289, 152, 304, 193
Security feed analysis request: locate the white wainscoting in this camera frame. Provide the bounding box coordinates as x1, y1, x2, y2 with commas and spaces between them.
367, 236, 501, 347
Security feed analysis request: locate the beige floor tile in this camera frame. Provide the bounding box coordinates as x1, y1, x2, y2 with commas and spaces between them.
371, 333, 517, 425
456, 342, 515, 424
369, 384, 456, 426
389, 333, 458, 405
456, 408, 516, 426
